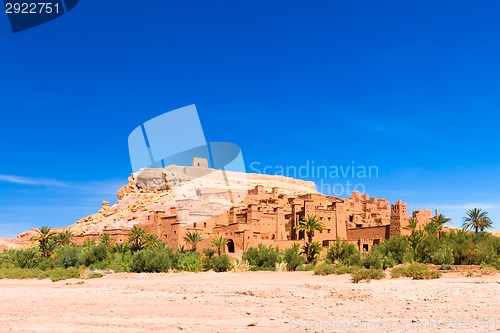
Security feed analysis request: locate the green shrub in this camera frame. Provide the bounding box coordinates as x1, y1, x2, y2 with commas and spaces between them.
111, 242, 130, 254
479, 262, 498, 275
376, 236, 411, 264
174, 251, 202, 272
402, 250, 415, 264
326, 239, 359, 264
381, 251, 397, 269
49, 267, 81, 282
438, 264, 454, 271
88, 272, 104, 279
313, 263, 355, 276
81, 244, 109, 266
313, 263, 337, 275
283, 243, 305, 271
440, 230, 500, 265
211, 254, 232, 272
474, 242, 497, 265
202, 257, 212, 271
493, 258, 500, 270
390, 263, 441, 280
108, 252, 133, 272
0, 267, 49, 279
431, 244, 454, 265
389, 265, 406, 279
343, 251, 362, 267
232, 259, 250, 272
242, 244, 282, 271
416, 235, 440, 263
351, 268, 385, 283
405, 263, 437, 280
335, 264, 356, 275
11, 248, 41, 269
295, 264, 315, 271
362, 248, 384, 270
203, 248, 216, 258
53, 246, 82, 268
130, 248, 172, 273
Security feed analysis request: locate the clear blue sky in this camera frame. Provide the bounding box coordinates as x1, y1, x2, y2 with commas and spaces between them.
1, 1, 499, 237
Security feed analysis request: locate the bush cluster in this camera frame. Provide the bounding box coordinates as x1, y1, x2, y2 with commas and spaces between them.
242, 243, 307, 271
2, 225, 499, 283
242, 244, 282, 271
390, 263, 442, 280
351, 268, 386, 283
313, 263, 355, 276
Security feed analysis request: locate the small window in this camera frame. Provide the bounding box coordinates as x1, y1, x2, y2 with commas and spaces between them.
356, 224, 362, 228
327, 229, 331, 233
204, 223, 207, 228
193, 223, 197, 228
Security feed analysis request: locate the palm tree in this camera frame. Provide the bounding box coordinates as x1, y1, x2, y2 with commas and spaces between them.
144, 233, 162, 248
430, 214, 452, 238
210, 236, 228, 256
295, 215, 325, 244
462, 208, 493, 233
479, 218, 493, 232
301, 241, 323, 264
183, 231, 204, 252
32, 226, 55, 257
99, 233, 113, 247
111, 242, 129, 254
423, 221, 440, 237
203, 248, 216, 259
404, 217, 419, 236
295, 215, 325, 263
127, 226, 147, 251
408, 230, 426, 251
54, 230, 74, 246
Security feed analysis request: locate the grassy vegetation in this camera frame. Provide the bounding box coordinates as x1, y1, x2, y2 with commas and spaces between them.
390, 263, 442, 280
0, 227, 239, 281
241, 223, 499, 282
313, 263, 356, 276
351, 267, 386, 283
438, 264, 454, 271
1, 211, 499, 282
479, 262, 498, 275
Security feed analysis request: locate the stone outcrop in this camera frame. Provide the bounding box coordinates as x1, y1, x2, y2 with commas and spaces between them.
135, 168, 168, 190
2, 163, 317, 249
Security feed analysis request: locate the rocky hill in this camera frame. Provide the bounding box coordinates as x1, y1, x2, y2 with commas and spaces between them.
1, 165, 317, 250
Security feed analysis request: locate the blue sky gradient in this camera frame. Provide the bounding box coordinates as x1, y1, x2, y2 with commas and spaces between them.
1, 1, 499, 237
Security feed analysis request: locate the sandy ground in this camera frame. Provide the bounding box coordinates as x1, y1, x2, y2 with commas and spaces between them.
0, 271, 499, 333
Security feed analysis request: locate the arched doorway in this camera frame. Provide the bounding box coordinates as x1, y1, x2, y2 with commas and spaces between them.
227, 239, 235, 253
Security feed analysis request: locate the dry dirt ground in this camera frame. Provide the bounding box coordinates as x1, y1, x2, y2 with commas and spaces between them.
0, 271, 499, 333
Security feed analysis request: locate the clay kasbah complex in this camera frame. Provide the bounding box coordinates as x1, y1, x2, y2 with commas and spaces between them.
4, 158, 441, 254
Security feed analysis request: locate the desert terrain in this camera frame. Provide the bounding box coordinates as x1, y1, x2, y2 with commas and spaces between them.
0, 271, 498, 333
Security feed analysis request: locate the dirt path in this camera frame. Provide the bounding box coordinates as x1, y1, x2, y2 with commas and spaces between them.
0, 271, 498, 332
